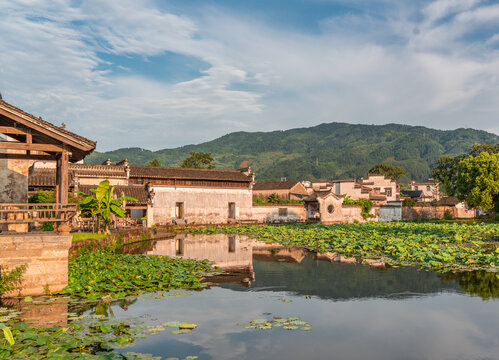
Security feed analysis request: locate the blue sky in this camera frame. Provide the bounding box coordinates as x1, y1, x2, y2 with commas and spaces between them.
0, 0, 498, 151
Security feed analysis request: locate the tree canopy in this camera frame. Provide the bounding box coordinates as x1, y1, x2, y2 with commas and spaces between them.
433, 144, 499, 211
180, 152, 215, 169
368, 163, 406, 181
147, 158, 161, 167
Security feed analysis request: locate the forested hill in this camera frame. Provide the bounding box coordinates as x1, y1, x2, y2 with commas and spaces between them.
85, 123, 498, 182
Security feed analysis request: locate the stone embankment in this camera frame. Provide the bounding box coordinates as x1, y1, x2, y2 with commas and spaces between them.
0, 233, 72, 297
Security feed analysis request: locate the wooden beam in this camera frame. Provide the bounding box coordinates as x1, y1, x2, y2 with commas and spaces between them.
0, 126, 28, 135
0, 153, 57, 161
57, 150, 69, 204
0, 107, 94, 151
0, 142, 64, 152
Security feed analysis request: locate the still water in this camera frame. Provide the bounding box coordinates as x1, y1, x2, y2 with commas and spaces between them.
115, 234, 499, 360
6, 233, 499, 360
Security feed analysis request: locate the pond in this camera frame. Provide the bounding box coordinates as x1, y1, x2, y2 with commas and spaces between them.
4, 233, 499, 360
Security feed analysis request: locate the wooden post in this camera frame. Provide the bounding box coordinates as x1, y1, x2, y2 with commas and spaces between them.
57, 150, 69, 205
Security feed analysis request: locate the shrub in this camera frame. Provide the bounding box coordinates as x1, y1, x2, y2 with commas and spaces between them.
443, 210, 453, 220
40, 222, 54, 231
344, 196, 374, 219
403, 198, 416, 207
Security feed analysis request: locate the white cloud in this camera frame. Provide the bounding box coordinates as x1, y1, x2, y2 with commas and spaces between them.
0, 0, 497, 151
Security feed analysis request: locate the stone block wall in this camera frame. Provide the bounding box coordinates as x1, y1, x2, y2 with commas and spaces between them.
402, 206, 475, 220
0, 233, 72, 297
251, 204, 307, 223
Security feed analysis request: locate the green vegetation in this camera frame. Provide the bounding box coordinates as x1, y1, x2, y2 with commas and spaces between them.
180, 151, 215, 169
238, 317, 312, 331
72, 233, 108, 242
0, 306, 199, 360
78, 180, 137, 233
0, 265, 26, 295
343, 196, 374, 219
369, 163, 406, 181
147, 158, 161, 167
85, 122, 499, 181
253, 193, 303, 205
433, 144, 498, 211
188, 222, 499, 272
61, 251, 213, 299
402, 198, 416, 207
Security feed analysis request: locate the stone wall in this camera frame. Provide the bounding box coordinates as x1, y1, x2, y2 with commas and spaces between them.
148, 186, 253, 225
251, 204, 307, 223
402, 206, 475, 220
0, 233, 72, 297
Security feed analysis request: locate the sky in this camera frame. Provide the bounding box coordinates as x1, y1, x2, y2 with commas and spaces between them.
0, 0, 498, 151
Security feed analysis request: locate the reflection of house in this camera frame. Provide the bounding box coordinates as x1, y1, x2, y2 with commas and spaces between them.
252, 181, 308, 200
410, 179, 440, 202
331, 174, 400, 205
148, 233, 254, 271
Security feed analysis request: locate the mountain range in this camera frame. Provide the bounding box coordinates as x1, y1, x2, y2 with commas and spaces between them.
85, 122, 499, 183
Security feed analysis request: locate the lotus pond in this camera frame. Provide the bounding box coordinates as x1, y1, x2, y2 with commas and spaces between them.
2, 228, 499, 359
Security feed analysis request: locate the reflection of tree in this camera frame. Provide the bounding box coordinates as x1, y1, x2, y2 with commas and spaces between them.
440, 271, 499, 300
224, 257, 460, 300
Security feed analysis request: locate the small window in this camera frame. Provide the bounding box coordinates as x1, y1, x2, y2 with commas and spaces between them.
279, 208, 288, 217
228, 202, 236, 219
175, 202, 184, 219
327, 205, 334, 213
426, 185, 431, 191
385, 188, 392, 197
228, 236, 236, 253
414, 186, 418, 190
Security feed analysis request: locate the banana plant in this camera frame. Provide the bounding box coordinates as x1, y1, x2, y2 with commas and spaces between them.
77, 180, 137, 233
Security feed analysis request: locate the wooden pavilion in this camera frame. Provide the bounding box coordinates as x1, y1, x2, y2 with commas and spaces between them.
0, 100, 96, 231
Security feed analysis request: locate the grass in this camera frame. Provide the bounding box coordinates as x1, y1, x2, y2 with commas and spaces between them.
72, 232, 108, 242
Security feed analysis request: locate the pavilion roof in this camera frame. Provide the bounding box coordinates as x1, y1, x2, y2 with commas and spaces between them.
0, 100, 96, 162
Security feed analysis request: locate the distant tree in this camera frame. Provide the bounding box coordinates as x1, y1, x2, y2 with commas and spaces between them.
147, 158, 161, 167
267, 193, 282, 204
455, 152, 498, 212
181, 152, 215, 169
368, 164, 406, 181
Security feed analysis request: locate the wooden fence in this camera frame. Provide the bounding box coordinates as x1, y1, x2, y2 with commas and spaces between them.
0, 203, 77, 224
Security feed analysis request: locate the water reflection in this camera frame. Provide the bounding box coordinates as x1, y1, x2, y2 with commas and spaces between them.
134, 233, 499, 301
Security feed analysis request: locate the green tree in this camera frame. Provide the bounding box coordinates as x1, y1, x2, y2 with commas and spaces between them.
433, 143, 498, 198
78, 180, 137, 233
267, 193, 282, 204
147, 158, 161, 167
368, 163, 406, 181
456, 152, 499, 211
180, 152, 215, 169
28, 190, 56, 203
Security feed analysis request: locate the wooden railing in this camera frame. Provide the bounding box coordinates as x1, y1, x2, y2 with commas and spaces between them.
0, 203, 78, 224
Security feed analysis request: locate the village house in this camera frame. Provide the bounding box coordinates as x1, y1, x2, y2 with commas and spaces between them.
410, 179, 441, 202
252, 180, 308, 201
331, 174, 400, 205
29, 160, 256, 226
129, 165, 255, 225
